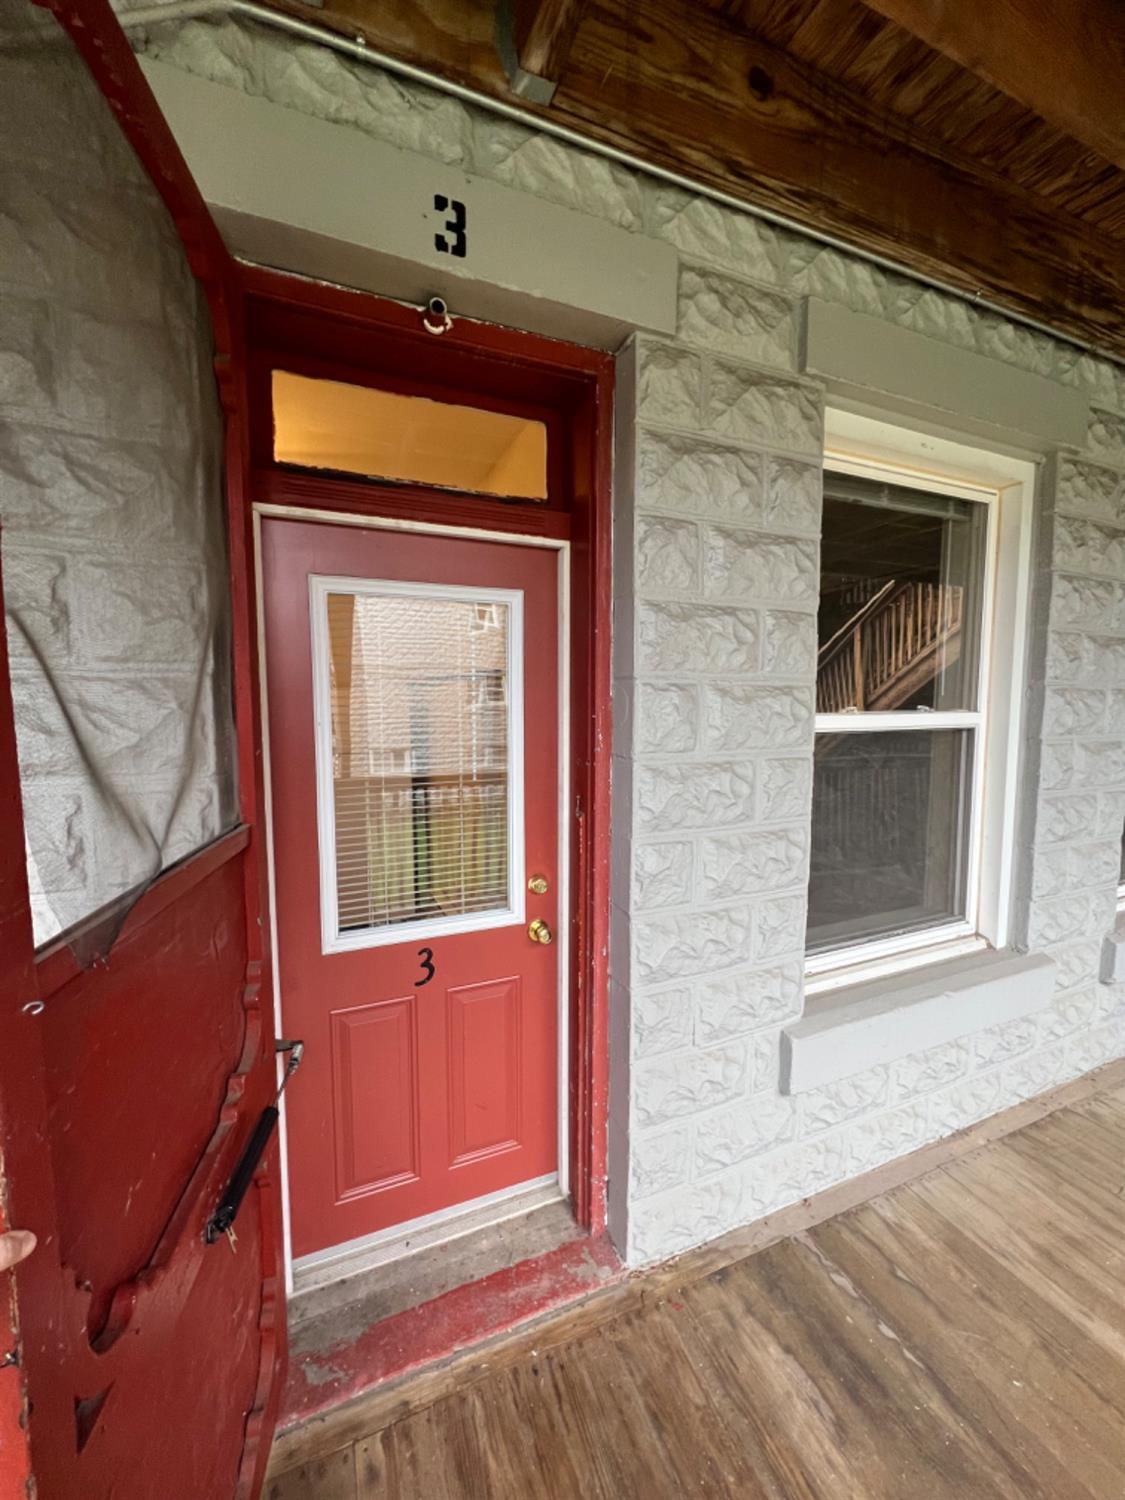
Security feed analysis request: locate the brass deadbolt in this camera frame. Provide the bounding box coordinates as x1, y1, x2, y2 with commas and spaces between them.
528, 875, 549, 895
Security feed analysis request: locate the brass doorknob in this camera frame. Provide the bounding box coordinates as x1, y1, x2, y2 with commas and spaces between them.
528, 919, 553, 945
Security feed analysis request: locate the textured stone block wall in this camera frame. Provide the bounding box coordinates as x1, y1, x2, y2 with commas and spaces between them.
138, 14, 1125, 1265
1, 7, 236, 944
1018, 443, 1125, 1048
609, 302, 824, 1257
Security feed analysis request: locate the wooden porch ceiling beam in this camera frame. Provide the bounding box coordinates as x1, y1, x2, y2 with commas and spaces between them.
511, 0, 586, 94
294, 0, 1125, 359
495, 0, 587, 102
858, 0, 1125, 171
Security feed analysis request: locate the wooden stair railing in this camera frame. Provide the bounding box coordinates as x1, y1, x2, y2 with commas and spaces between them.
817, 580, 963, 714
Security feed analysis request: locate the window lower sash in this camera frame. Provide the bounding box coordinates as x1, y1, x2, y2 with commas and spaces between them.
805, 922, 984, 997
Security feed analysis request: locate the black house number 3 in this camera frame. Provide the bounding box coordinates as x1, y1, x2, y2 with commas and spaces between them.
433, 194, 467, 258
415, 947, 436, 988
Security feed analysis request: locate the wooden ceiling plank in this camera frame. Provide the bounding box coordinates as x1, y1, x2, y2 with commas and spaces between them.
730, 0, 827, 51
955, 104, 1056, 169
718, 0, 1125, 236
858, 0, 1125, 170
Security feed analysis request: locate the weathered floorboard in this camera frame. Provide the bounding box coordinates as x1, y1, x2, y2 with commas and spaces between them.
265, 1446, 358, 1500
276, 1076, 1125, 1499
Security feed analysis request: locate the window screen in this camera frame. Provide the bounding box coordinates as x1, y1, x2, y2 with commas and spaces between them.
317, 583, 521, 946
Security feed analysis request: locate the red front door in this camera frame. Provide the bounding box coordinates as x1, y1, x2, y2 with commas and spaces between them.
262, 515, 560, 1262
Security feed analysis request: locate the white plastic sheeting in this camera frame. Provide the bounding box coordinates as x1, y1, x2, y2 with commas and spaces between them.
0, 0, 237, 952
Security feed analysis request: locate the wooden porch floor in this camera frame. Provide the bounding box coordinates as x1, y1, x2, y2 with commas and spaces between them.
269, 1071, 1125, 1499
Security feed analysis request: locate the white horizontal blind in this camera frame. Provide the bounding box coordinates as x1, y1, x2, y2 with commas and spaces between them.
326, 589, 512, 934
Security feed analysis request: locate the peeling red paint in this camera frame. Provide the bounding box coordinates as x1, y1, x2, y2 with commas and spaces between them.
280, 1234, 623, 1428
0, 1200, 33, 1500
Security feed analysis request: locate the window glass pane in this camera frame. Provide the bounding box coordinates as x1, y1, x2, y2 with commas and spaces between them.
326, 589, 513, 935
274, 371, 548, 500
807, 729, 972, 952
817, 475, 987, 713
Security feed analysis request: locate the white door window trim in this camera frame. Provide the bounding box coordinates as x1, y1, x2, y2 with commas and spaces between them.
808, 412, 1035, 985
309, 574, 527, 955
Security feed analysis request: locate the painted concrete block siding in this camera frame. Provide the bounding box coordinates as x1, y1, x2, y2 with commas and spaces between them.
610, 315, 821, 1266
2, 17, 236, 944
136, 15, 1125, 1265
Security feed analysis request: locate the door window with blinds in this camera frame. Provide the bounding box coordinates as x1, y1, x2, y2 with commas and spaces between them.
310, 577, 525, 952
807, 467, 991, 961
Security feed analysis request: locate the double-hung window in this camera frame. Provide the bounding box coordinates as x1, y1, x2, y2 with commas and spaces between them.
806, 415, 1032, 988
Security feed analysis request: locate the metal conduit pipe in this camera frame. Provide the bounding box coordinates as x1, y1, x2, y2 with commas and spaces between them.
117, 0, 1121, 367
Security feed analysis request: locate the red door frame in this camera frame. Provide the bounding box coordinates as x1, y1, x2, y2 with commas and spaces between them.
240, 265, 614, 1235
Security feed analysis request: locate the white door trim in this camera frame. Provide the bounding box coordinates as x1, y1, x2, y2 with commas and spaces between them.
308, 574, 527, 954
254, 502, 572, 1298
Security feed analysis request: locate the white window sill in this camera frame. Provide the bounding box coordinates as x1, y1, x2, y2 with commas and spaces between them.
1100, 911, 1125, 983
781, 948, 1056, 1095
805, 931, 985, 997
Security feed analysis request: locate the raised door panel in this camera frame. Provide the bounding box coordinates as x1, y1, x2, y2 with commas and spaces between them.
330, 998, 419, 1202
447, 977, 522, 1167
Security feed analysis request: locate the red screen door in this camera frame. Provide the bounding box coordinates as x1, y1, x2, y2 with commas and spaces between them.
261, 516, 560, 1264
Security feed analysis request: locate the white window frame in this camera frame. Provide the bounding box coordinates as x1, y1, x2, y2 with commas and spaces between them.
806, 411, 1035, 996
309, 574, 526, 955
